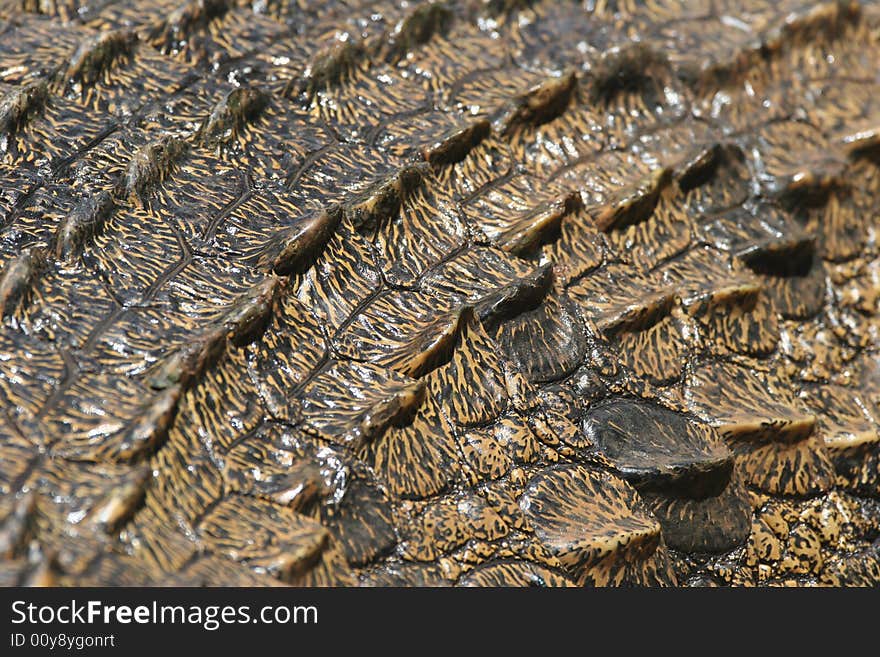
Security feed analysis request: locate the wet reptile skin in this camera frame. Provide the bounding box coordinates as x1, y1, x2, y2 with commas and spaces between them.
0, 0, 878, 587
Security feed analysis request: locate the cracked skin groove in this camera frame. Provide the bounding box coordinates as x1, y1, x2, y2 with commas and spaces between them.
0, 0, 879, 587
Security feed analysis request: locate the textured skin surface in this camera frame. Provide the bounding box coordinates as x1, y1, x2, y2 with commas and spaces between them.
0, 0, 878, 587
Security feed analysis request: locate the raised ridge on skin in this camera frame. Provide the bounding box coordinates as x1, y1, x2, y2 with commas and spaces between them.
52, 384, 183, 464
381, 2, 456, 64
495, 70, 579, 136
119, 136, 189, 203
583, 400, 753, 553
298, 39, 366, 98
258, 207, 343, 276
62, 29, 138, 88
344, 163, 427, 232
521, 465, 675, 586
422, 118, 491, 167
0, 246, 45, 316
145, 0, 232, 58
53, 191, 116, 260
196, 86, 270, 148
0, 78, 48, 135
146, 276, 281, 390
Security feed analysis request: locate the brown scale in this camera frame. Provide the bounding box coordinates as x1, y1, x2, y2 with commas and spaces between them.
53, 30, 194, 118
0, 16, 90, 85
289, 141, 399, 210
1, 0, 880, 587
0, 417, 40, 507
504, 2, 614, 76
493, 286, 587, 384
196, 89, 331, 183
827, 261, 880, 351
568, 265, 687, 384
420, 245, 551, 317
806, 80, 880, 155
457, 413, 542, 485
360, 559, 451, 586
605, 188, 695, 272
143, 411, 225, 529
146, 157, 247, 239
165, 349, 261, 453
298, 359, 425, 448
221, 425, 334, 510
370, 108, 490, 165
291, 222, 382, 332
48, 378, 181, 464
777, 313, 859, 385
0, 186, 79, 267
400, 23, 512, 97
199, 495, 330, 581
684, 1, 859, 123
505, 100, 605, 179
684, 360, 838, 496
310, 62, 429, 144
139, 276, 280, 392
781, 17, 878, 86
520, 465, 676, 586
242, 292, 326, 421
680, 144, 753, 217
9, 263, 119, 347
365, 392, 461, 500
334, 290, 469, 375
432, 132, 514, 201
1, 81, 112, 173
832, 258, 880, 326
0, 164, 37, 223
9, 1, 94, 23
585, 43, 692, 148
111, 1, 290, 70
631, 121, 718, 186
659, 248, 780, 357
81, 205, 185, 305
425, 310, 509, 427
737, 491, 880, 586
119, 504, 200, 573
136, 77, 227, 138
701, 203, 829, 320
162, 554, 282, 586
466, 179, 579, 253
27, 460, 150, 544
751, 120, 846, 205
542, 208, 606, 285
322, 470, 398, 567
62, 128, 157, 196
370, 173, 468, 286
804, 383, 880, 497
203, 185, 313, 265
797, 184, 872, 264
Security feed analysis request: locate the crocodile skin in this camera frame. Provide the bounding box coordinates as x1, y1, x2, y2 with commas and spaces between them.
0, 0, 878, 586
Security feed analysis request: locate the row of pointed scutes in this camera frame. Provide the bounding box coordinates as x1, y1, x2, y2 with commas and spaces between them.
568, 248, 779, 385
309, 306, 518, 500
334, 240, 589, 387
323, 297, 687, 585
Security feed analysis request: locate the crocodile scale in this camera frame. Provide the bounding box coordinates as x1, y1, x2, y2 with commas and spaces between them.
0, 0, 879, 586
